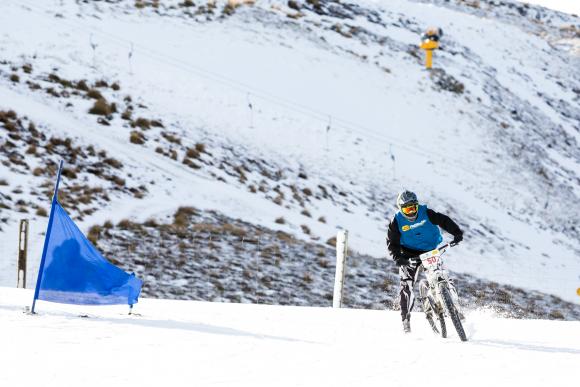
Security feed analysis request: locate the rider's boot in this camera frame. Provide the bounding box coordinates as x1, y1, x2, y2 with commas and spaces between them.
403, 313, 411, 333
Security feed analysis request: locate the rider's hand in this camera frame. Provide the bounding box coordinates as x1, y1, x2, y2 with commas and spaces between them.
395, 257, 410, 267
451, 234, 463, 246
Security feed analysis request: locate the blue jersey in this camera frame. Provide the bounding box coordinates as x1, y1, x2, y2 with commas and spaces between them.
395, 205, 442, 251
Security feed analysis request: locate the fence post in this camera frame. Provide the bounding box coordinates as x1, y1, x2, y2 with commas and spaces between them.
17, 219, 29, 288
333, 230, 348, 308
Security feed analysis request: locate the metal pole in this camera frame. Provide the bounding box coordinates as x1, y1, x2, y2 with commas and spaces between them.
31, 160, 64, 314
333, 230, 348, 308
17, 219, 29, 288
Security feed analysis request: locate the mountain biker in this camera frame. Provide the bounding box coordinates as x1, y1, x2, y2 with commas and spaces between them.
386, 190, 463, 333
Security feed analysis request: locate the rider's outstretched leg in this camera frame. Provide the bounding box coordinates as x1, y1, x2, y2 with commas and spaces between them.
398, 261, 421, 333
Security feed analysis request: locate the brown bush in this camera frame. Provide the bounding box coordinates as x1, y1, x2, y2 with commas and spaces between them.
36, 207, 48, 217
87, 225, 102, 245
186, 147, 200, 159
10, 74, 19, 83
275, 216, 285, 224
104, 158, 123, 169
132, 118, 151, 130
89, 99, 113, 116
86, 89, 103, 99
76, 80, 89, 91
130, 131, 146, 145
194, 142, 206, 153
326, 236, 337, 246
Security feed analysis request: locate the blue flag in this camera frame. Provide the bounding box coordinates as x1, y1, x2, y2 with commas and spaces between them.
37, 202, 142, 306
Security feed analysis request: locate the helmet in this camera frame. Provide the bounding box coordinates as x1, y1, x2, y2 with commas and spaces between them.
396, 190, 419, 221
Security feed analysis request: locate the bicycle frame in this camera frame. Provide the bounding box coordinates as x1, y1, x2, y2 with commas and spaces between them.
418, 244, 454, 315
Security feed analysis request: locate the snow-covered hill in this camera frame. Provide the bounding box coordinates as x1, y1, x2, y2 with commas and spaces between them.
0, 0, 579, 305
1, 287, 579, 386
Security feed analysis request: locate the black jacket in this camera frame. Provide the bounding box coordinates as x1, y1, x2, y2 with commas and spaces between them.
386, 208, 463, 261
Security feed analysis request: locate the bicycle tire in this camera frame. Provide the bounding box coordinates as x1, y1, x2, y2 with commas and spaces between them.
441, 285, 467, 341
438, 313, 447, 338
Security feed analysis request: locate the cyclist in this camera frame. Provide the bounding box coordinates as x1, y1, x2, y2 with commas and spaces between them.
386, 190, 463, 333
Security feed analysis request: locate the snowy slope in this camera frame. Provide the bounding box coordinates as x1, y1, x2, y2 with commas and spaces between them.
1, 287, 579, 387
0, 0, 579, 303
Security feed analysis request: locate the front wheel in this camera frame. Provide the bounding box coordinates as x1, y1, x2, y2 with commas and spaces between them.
441, 285, 467, 342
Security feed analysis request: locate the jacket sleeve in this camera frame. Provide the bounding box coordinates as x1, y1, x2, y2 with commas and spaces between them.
386, 217, 402, 260
386, 218, 425, 260
426, 208, 463, 239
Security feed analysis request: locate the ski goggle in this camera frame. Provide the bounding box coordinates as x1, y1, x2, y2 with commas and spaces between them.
401, 204, 418, 215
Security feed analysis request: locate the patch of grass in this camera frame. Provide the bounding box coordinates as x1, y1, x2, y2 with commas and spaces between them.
162, 132, 181, 144
326, 236, 337, 247
130, 131, 146, 145
89, 98, 113, 116
86, 89, 103, 100
10, 74, 19, 83
195, 142, 206, 153
87, 225, 102, 245
131, 118, 151, 130
183, 158, 201, 169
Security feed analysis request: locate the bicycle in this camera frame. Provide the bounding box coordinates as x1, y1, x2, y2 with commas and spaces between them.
416, 243, 467, 342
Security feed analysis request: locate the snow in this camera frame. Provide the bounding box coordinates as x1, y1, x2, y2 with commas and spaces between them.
520, 0, 580, 15
1, 287, 579, 386
0, 0, 579, 305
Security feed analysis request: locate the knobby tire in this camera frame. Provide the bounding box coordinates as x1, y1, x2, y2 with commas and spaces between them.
441, 286, 467, 342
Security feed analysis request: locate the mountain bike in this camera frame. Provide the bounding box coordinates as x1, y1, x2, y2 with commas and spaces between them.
416, 243, 467, 342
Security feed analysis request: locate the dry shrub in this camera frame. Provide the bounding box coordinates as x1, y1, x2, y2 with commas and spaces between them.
186, 147, 200, 159
87, 225, 102, 245
130, 131, 146, 145
86, 89, 103, 99
89, 99, 113, 116
104, 158, 123, 169
183, 158, 201, 170
162, 132, 181, 144
194, 142, 206, 153
326, 236, 337, 246
222, 223, 246, 237
274, 216, 285, 224
132, 118, 151, 130
36, 207, 48, 217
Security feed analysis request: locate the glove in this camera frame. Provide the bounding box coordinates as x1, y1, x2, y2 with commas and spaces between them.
395, 257, 410, 267
451, 234, 463, 246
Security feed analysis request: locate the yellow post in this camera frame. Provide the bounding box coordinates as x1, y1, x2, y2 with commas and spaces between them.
425, 50, 433, 69
420, 40, 438, 69
577, 287, 580, 296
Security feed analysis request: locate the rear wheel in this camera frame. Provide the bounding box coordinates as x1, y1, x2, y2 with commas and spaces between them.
441, 285, 467, 341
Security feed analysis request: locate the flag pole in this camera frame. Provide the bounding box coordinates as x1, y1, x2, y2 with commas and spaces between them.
31, 160, 64, 314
